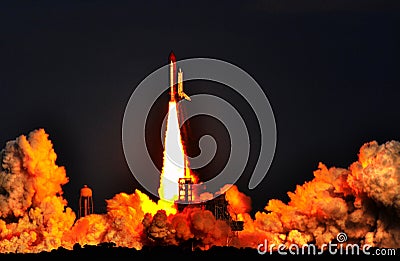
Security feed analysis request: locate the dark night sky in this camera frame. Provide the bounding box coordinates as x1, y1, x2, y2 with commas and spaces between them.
1, 0, 399, 216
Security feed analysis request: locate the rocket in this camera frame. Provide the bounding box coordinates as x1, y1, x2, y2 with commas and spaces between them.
169, 51, 191, 102
169, 51, 177, 102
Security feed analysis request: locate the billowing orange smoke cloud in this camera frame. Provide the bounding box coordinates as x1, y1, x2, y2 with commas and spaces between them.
142, 207, 231, 248
230, 141, 400, 250
0, 129, 75, 253
0, 129, 399, 253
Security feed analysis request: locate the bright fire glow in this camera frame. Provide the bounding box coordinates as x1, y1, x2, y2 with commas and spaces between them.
158, 101, 188, 202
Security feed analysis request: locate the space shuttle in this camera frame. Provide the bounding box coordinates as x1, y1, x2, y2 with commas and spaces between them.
169, 51, 191, 102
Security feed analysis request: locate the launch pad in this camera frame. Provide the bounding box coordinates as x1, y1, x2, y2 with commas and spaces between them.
175, 177, 244, 234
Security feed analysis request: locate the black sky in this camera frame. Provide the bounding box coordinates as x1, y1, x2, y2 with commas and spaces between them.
1, 0, 399, 216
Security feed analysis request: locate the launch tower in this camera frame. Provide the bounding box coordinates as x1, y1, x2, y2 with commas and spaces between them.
175, 178, 244, 245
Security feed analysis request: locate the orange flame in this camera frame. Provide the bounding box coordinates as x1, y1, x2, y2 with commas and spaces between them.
159, 101, 194, 202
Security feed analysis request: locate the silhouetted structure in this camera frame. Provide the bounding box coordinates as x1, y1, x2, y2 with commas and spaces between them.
204, 194, 244, 232
175, 178, 244, 246
79, 184, 94, 218
177, 177, 194, 203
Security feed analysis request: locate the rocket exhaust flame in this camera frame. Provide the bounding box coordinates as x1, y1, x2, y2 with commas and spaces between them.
158, 101, 187, 201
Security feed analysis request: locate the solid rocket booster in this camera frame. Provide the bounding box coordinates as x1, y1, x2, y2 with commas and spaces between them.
169, 51, 190, 102
178, 68, 191, 101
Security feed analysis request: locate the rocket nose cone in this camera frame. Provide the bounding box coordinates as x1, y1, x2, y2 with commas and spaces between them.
169, 51, 176, 63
